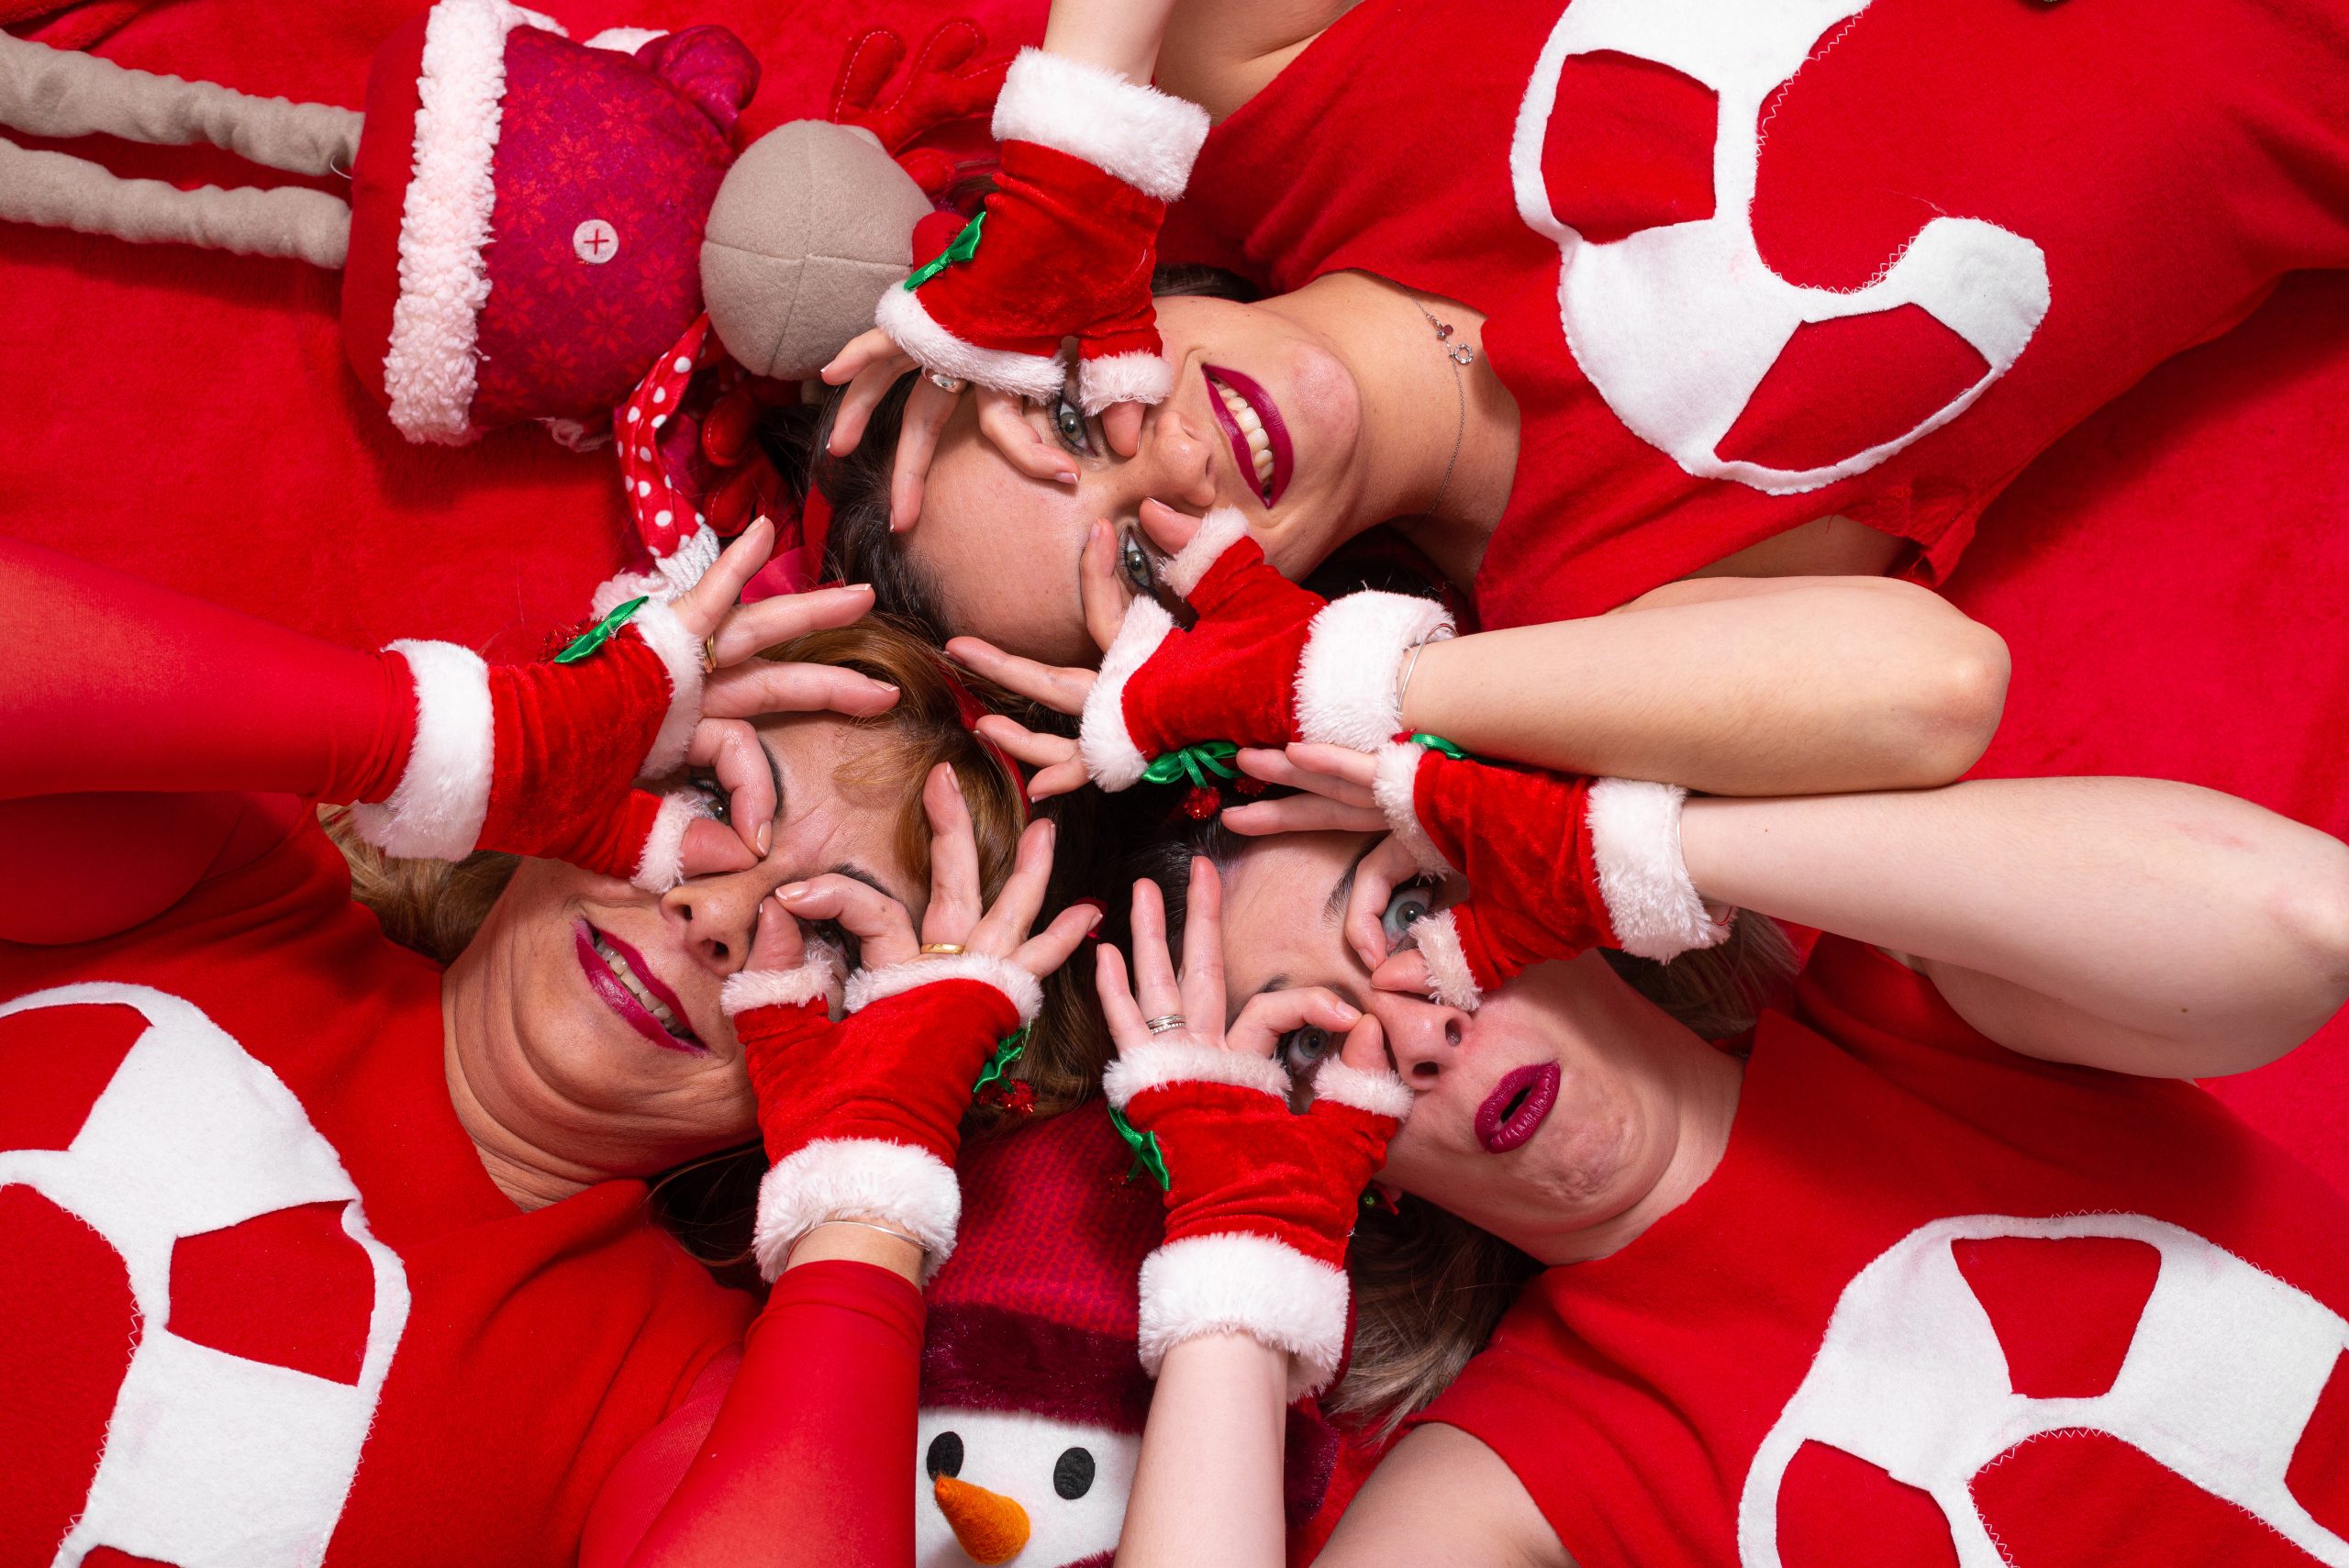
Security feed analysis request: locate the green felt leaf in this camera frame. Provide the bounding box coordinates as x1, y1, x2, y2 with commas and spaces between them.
1108, 1103, 1172, 1192
553, 596, 647, 665
1408, 732, 1467, 760
1140, 740, 1241, 791
970, 1027, 1030, 1099
904, 212, 985, 291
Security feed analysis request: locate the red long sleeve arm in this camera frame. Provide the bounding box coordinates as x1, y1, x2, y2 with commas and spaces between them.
582, 1260, 927, 1568
0, 538, 414, 806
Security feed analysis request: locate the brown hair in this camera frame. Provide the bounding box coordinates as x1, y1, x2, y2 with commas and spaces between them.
326, 616, 1116, 1264
1127, 815, 1796, 1430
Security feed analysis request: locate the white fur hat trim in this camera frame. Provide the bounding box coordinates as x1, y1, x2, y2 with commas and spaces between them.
1138, 1232, 1350, 1400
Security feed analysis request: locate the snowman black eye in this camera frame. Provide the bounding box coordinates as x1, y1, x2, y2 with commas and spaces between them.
1053, 1445, 1096, 1499
927, 1430, 964, 1480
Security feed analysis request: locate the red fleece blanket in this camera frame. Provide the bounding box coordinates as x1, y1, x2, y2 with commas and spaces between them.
1, 4, 2341, 1202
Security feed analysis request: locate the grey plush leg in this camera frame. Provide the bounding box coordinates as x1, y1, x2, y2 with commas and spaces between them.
0, 135, 351, 265
0, 31, 361, 177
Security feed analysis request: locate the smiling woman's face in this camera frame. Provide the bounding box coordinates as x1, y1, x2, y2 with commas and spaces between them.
1211, 833, 1697, 1256
448, 714, 926, 1177
907, 295, 1373, 666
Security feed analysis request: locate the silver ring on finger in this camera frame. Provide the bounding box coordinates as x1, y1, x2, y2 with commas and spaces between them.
1145, 1014, 1187, 1035
927, 372, 967, 395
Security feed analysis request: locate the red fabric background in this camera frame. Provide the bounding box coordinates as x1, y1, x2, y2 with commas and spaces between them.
0, 0, 1043, 662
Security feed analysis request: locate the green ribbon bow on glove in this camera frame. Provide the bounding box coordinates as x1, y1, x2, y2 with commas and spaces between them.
905, 212, 986, 291
1108, 1103, 1172, 1191
1141, 740, 1240, 791
553, 596, 647, 665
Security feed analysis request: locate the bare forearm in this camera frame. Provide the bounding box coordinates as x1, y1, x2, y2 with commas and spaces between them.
1399, 579, 2007, 797
1679, 777, 2349, 1073
1117, 1334, 1289, 1568
1043, 0, 1183, 79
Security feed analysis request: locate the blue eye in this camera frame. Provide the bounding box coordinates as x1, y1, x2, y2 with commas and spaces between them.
1381, 880, 1438, 952
1276, 1026, 1336, 1073
1052, 389, 1096, 457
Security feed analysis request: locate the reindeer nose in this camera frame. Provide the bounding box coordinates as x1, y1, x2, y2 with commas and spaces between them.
934, 1473, 1031, 1563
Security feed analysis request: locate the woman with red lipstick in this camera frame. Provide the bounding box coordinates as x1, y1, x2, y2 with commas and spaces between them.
0, 528, 1097, 1566
1086, 745, 2349, 1567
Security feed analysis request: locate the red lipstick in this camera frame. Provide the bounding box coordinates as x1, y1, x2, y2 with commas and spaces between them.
575, 922, 704, 1053
1475, 1062, 1560, 1153
1202, 364, 1294, 507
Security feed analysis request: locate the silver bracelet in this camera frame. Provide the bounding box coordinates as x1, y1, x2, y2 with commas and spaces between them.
1395, 639, 1431, 722
786, 1218, 924, 1266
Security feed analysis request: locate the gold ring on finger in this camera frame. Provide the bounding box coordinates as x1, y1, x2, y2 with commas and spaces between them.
920, 943, 966, 956
700, 634, 720, 673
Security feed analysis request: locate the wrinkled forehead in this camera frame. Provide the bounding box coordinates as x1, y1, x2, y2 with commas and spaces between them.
1215, 831, 1378, 1000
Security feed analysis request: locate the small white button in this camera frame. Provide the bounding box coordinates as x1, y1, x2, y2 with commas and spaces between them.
572, 219, 619, 263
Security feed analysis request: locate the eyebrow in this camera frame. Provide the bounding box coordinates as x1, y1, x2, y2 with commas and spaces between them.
1325, 837, 1380, 923
829, 862, 891, 898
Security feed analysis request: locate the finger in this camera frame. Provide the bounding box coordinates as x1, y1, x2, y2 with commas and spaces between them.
820, 328, 907, 387
680, 816, 758, 878
829, 350, 915, 455
703, 662, 902, 721
1178, 855, 1226, 1036
1095, 941, 1153, 1047
945, 636, 1095, 715
744, 892, 808, 973
687, 718, 774, 857
1284, 742, 1381, 793
674, 516, 775, 636
973, 713, 1079, 771
778, 873, 919, 967
709, 583, 876, 664
1333, 1011, 1387, 1075
1103, 400, 1144, 459
1236, 745, 1378, 807
1137, 497, 1208, 557
1010, 895, 1099, 981
1029, 756, 1091, 801
971, 817, 1055, 951
918, 762, 985, 943
1219, 794, 1386, 838
1371, 947, 1435, 1001
1348, 836, 1431, 973
1226, 986, 1362, 1062
1126, 876, 1186, 1021
976, 389, 1079, 485
1078, 518, 1128, 655
889, 376, 958, 530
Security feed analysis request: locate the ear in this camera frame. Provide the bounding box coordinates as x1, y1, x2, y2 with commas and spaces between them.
635, 25, 762, 139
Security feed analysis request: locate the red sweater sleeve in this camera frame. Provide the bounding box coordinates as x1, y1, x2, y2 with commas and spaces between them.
0, 538, 414, 806
583, 1259, 927, 1568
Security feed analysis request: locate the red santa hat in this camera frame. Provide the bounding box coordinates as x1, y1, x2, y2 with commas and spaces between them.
922, 1100, 1163, 1433
341, 0, 757, 444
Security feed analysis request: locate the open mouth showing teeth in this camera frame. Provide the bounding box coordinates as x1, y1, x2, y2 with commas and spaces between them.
1203, 365, 1293, 507
577, 922, 704, 1052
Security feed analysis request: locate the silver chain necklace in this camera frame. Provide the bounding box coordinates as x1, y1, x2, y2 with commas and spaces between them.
1405, 291, 1478, 519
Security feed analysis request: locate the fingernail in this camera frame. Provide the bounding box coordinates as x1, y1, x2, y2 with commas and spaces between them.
779, 884, 810, 901
757, 822, 772, 856
1059, 469, 1079, 485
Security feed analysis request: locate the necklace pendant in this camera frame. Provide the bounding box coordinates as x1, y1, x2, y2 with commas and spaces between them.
1432, 321, 1454, 340
1449, 344, 1477, 366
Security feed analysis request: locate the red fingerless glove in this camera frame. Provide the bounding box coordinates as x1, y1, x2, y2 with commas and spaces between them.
1103, 1043, 1410, 1398
1373, 740, 1731, 1009
729, 952, 1041, 1280
1079, 510, 1454, 790
351, 585, 708, 889
874, 48, 1209, 411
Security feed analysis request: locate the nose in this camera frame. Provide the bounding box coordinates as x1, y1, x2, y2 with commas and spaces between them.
1369, 993, 1468, 1087
660, 868, 774, 977
1136, 397, 1220, 511
934, 1474, 1031, 1564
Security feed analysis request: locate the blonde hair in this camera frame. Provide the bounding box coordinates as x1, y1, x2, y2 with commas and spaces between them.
326, 615, 1111, 1261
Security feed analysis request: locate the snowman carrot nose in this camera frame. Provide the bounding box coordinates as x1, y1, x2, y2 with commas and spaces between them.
935, 1473, 1032, 1564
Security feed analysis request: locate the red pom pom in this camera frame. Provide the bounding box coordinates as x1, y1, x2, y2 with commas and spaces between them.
1181, 785, 1219, 820
979, 1080, 1036, 1115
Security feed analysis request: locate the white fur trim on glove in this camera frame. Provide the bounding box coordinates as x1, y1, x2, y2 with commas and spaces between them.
351, 639, 494, 861
383, 0, 544, 444
630, 788, 707, 893
1310, 1058, 1414, 1121
1373, 740, 1452, 877
1293, 594, 1455, 752
1408, 908, 1483, 1012
842, 951, 1044, 1027
1138, 1232, 1351, 1400
720, 949, 845, 1017
1161, 506, 1252, 599
751, 1137, 962, 1282
1102, 1039, 1291, 1109
603, 594, 703, 779
1586, 778, 1732, 962
1076, 349, 1174, 414
875, 283, 1064, 402
1079, 598, 1175, 791
990, 48, 1210, 204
